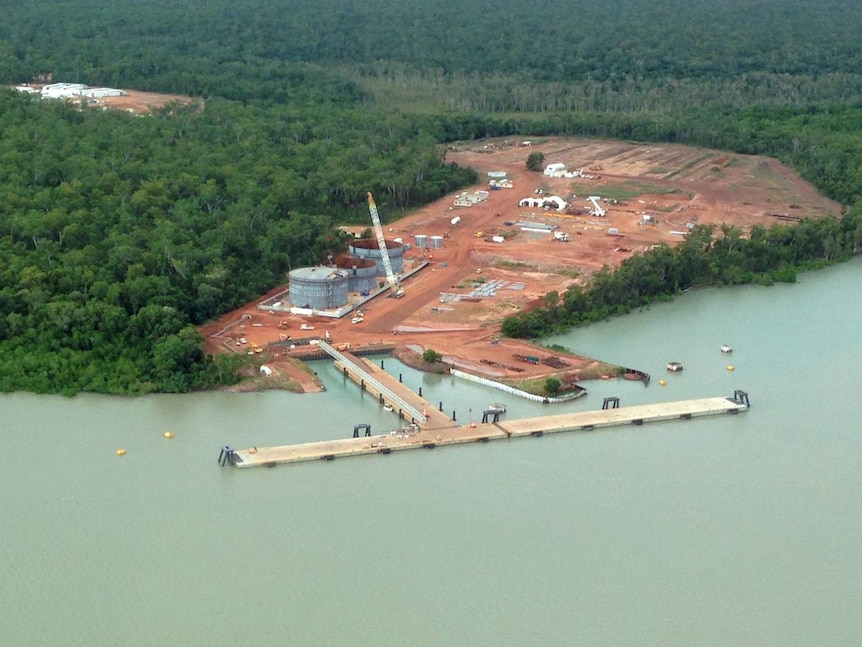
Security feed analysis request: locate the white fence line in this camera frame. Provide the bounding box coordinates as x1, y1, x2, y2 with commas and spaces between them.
449, 369, 586, 403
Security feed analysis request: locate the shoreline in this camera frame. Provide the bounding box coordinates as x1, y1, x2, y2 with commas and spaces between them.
225, 340, 640, 398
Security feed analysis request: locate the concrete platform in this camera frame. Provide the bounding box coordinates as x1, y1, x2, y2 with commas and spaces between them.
498, 397, 745, 437
233, 423, 507, 468
227, 395, 748, 469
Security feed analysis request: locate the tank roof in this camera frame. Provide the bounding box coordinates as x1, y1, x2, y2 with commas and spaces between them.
289, 266, 348, 281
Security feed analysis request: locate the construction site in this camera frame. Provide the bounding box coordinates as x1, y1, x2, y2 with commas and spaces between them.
200, 136, 840, 395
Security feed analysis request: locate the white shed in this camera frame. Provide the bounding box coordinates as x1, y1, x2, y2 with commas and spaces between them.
543, 195, 568, 210
543, 162, 567, 176
41, 83, 86, 98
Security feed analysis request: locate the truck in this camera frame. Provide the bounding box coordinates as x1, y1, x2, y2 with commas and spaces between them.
553, 231, 571, 242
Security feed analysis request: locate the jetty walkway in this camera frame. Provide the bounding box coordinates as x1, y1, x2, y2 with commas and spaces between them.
222, 392, 749, 469
317, 340, 451, 429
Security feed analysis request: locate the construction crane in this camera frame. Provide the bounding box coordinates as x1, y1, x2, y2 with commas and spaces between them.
588, 196, 606, 217
366, 192, 403, 298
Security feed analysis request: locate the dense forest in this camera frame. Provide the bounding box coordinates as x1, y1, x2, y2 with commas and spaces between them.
2, 0, 862, 393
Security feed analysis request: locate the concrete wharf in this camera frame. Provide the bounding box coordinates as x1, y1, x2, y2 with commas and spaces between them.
225, 393, 749, 469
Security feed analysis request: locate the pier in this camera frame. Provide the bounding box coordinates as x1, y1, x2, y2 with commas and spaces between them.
318, 340, 443, 427
226, 393, 749, 469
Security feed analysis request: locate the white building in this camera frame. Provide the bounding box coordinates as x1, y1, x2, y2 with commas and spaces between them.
519, 195, 567, 210
81, 88, 126, 98
453, 190, 489, 207
543, 162, 567, 177
41, 83, 86, 98
40, 83, 126, 100
543, 195, 567, 210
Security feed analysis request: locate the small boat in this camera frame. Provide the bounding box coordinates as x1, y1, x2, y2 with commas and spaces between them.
383, 404, 394, 412
720, 344, 733, 354
488, 402, 507, 413
666, 362, 683, 372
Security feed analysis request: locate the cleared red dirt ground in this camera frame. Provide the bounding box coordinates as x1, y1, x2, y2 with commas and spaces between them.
90, 89, 196, 114
200, 137, 840, 391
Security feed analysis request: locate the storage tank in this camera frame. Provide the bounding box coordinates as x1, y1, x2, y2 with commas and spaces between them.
348, 239, 404, 275
333, 255, 378, 293
288, 267, 349, 310
450, 216, 461, 226
414, 234, 428, 249
430, 235, 444, 249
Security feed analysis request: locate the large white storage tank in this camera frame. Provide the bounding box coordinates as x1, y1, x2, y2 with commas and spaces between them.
288, 267, 349, 309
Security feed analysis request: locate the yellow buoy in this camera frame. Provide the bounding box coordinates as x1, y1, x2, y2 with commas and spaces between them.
658, 379, 667, 386
163, 431, 174, 439
727, 365, 734, 371
116, 449, 126, 456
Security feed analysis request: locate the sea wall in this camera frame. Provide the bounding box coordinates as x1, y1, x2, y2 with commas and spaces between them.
449, 369, 586, 403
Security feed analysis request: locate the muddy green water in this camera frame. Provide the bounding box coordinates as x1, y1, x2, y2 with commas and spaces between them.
3, 259, 862, 646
